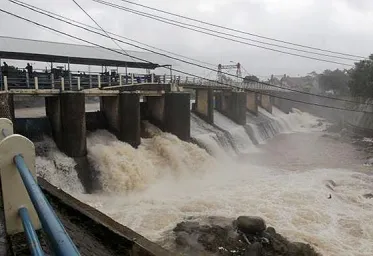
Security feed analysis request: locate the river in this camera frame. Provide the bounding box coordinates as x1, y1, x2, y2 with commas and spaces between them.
33, 106, 373, 256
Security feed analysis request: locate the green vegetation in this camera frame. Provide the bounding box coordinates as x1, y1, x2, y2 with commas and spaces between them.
348, 54, 373, 97
318, 69, 350, 96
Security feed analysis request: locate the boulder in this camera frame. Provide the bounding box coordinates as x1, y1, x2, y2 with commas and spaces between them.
245, 242, 262, 256
236, 216, 266, 235
363, 193, 373, 199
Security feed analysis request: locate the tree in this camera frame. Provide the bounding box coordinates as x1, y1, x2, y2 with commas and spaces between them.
349, 54, 373, 97
243, 75, 259, 83
318, 69, 350, 95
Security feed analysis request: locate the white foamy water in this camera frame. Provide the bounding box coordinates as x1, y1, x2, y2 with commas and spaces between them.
191, 113, 236, 158
213, 111, 257, 153
75, 161, 373, 256
34, 107, 372, 256
35, 137, 84, 194
86, 129, 216, 193
245, 107, 328, 144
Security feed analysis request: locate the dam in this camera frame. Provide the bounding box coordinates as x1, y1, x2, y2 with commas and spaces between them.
0, 37, 372, 256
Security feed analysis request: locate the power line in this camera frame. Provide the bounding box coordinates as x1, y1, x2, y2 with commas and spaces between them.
71, 0, 137, 62
116, 0, 365, 59
92, 0, 354, 66
8, 0, 373, 107
10, 0, 216, 68
1, 8, 372, 114
94, 0, 360, 62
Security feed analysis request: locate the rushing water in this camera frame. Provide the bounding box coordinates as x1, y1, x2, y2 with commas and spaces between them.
35, 107, 373, 256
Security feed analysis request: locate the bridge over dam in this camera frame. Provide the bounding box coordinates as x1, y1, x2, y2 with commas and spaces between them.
0, 37, 344, 255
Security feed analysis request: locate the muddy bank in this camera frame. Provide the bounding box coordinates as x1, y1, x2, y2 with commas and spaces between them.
168, 216, 320, 256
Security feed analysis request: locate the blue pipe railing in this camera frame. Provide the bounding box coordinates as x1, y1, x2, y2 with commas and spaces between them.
14, 154, 80, 256
18, 207, 44, 256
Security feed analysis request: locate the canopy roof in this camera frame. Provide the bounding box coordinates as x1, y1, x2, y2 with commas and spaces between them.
0, 36, 172, 69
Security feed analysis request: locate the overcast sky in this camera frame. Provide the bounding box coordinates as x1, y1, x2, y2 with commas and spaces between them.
1, 0, 373, 79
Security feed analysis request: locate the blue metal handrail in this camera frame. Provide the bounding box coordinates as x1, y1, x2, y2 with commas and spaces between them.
18, 207, 44, 256
14, 154, 80, 256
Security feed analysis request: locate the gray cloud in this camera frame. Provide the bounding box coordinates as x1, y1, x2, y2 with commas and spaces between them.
1, 0, 373, 78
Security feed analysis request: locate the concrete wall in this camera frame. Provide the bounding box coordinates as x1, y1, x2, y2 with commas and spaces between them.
45, 96, 62, 147
246, 92, 258, 115
100, 96, 120, 132
215, 91, 247, 125
272, 91, 293, 114
164, 93, 190, 141
194, 88, 213, 123
146, 96, 165, 125
260, 94, 272, 114
60, 93, 87, 157
118, 93, 140, 148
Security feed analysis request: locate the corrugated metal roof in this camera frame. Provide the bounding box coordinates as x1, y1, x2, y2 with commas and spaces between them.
0, 36, 174, 69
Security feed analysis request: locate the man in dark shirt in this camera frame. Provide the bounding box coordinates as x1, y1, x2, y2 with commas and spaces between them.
26, 63, 33, 78
2, 62, 8, 77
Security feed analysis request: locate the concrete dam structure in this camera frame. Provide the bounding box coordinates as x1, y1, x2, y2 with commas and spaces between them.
3, 37, 372, 255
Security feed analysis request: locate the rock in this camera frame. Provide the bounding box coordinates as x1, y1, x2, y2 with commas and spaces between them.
245, 242, 262, 256
288, 242, 318, 255
171, 217, 320, 256
364, 158, 373, 166
236, 216, 266, 235
266, 226, 276, 235
363, 193, 373, 199
173, 221, 200, 233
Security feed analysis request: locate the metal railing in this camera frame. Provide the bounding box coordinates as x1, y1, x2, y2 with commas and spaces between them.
0, 118, 80, 256
1, 73, 289, 93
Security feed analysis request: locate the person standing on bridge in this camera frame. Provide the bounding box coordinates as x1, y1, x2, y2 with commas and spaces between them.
25, 63, 33, 78
2, 62, 9, 78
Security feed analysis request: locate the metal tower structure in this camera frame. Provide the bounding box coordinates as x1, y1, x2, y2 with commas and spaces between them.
217, 62, 242, 82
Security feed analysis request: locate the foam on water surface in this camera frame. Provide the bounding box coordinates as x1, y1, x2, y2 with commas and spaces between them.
35, 108, 371, 256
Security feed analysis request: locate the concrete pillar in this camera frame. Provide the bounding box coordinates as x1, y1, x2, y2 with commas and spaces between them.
60, 92, 86, 157
146, 96, 165, 127
230, 91, 247, 125
45, 96, 62, 148
260, 94, 272, 114
164, 92, 190, 141
246, 91, 258, 116
272, 91, 292, 114
215, 91, 246, 125
118, 93, 140, 147
100, 96, 119, 133
0, 93, 14, 121
214, 92, 223, 112
194, 88, 214, 124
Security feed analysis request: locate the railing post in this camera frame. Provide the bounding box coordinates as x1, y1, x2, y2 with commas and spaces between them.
34, 77, 39, 90
61, 77, 65, 91
3, 76, 8, 91
98, 74, 101, 89
163, 74, 166, 84
131, 73, 134, 85
51, 73, 55, 89
77, 77, 81, 91
151, 73, 154, 83
0, 133, 41, 235
26, 73, 30, 88
119, 74, 122, 86
89, 75, 92, 89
